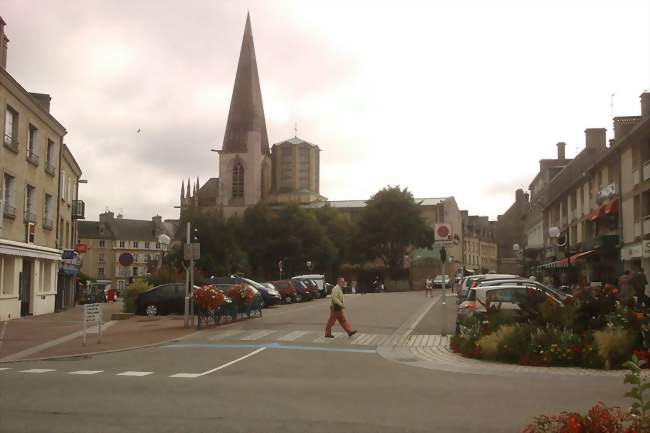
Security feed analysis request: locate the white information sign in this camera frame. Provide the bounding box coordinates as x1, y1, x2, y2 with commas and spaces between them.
83, 303, 102, 346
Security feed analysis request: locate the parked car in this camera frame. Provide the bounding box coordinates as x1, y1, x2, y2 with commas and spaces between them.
271, 280, 312, 302
457, 274, 519, 300
78, 285, 107, 304
325, 282, 334, 294
293, 274, 327, 298
477, 278, 573, 302
269, 280, 297, 303
204, 276, 281, 308
136, 283, 186, 316
457, 284, 564, 325
292, 277, 321, 299
433, 275, 451, 288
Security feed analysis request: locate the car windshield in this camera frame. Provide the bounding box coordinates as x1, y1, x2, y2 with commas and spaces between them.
240, 277, 266, 290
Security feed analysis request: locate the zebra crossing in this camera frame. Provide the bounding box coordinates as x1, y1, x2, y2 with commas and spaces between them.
202, 328, 448, 348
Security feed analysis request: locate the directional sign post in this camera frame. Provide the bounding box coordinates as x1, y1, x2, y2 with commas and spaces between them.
83, 303, 102, 346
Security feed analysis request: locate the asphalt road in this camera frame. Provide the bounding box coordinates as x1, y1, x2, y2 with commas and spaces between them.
0, 291, 628, 433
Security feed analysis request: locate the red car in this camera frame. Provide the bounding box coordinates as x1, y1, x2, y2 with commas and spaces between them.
269, 280, 297, 304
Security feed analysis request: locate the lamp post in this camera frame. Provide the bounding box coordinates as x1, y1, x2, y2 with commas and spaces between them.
157, 233, 171, 278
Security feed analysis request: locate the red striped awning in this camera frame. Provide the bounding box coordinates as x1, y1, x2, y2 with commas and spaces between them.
538, 250, 597, 269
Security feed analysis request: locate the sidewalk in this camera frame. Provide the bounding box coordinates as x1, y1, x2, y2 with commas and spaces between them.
0, 301, 198, 362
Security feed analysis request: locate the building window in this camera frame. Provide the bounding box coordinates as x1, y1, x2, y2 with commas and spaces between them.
155, 242, 160, 249
144, 254, 150, 263
65, 221, 70, 249
43, 193, 53, 229
119, 241, 125, 248
232, 162, 244, 198
98, 267, 105, 277
98, 253, 105, 264
24, 185, 36, 222
144, 241, 150, 249
99, 240, 105, 248
60, 169, 66, 202
133, 266, 138, 276
68, 175, 74, 203
39, 261, 52, 293
27, 124, 38, 159
4, 106, 18, 147
0, 256, 14, 295
299, 148, 310, 190
133, 241, 139, 248
2, 173, 16, 217
280, 150, 293, 190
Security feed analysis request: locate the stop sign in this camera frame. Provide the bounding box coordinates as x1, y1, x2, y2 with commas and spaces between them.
437, 225, 450, 239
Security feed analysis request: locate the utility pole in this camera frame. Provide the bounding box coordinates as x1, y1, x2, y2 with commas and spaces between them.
440, 246, 448, 337
184, 222, 190, 329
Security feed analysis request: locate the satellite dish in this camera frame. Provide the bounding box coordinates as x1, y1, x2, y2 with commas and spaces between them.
512, 243, 520, 252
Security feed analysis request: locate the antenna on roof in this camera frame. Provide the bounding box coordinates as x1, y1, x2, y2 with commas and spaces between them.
610, 93, 616, 121
294, 122, 298, 138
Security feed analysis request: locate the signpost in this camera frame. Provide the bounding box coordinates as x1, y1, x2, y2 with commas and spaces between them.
83, 303, 102, 346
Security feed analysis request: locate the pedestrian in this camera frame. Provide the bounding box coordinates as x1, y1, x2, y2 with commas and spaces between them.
351, 280, 357, 295
325, 277, 357, 338
618, 270, 635, 308
424, 277, 433, 297
633, 268, 648, 308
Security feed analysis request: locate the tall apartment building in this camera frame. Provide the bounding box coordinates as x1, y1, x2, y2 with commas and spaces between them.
461, 212, 497, 273
496, 189, 529, 275
0, 17, 83, 320
77, 212, 178, 294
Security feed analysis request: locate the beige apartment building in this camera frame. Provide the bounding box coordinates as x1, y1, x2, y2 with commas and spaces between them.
461, 212, 497, 273
617, 93, 650, 274
78, 212, 178, 293
0, 17, 82, 320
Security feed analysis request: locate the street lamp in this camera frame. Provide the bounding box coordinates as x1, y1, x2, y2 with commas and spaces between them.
157, 233, 171, 268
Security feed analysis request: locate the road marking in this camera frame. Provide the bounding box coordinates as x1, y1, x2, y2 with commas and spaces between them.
171, 347, 266, 379
240, 330, 275, 341
0, 367, 10, 371
364, 334, 380, 346
69, 370, 103, 375
19, 368, 56, 374
277, 330, 310, 342
208, 330, 246, 341
117, 371, 153, 377
164, 342, 376, 354
350, 333, 369, 344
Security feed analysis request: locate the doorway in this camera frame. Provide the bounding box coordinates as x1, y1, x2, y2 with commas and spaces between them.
20, 259, 32, 316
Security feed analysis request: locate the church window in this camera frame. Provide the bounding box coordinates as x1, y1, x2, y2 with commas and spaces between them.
232, 163, 244, 198
299, 148, 310, 190
280, 149, 293, 190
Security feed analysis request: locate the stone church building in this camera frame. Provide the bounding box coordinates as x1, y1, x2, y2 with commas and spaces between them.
181, 14, 326, 218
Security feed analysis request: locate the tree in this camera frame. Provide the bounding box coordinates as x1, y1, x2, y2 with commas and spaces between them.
357, 186, 433, 278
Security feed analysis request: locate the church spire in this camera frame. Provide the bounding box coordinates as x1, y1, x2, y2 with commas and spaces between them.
180, 180, 185, 205
186, 177, 191, 199
221, 13, 270, 156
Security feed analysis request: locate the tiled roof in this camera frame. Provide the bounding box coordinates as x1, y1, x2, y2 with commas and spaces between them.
78, 218, 178, 241
547, 146, 610, 205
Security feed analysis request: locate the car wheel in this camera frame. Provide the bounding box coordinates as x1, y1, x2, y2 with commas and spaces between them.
260, 298, 266, 308
295, 294, 303, 302
145, 304, 158, 316
284, 296, 292, 304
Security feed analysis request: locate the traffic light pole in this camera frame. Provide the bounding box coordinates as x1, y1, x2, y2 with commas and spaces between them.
184, 222, 190, 329
440, 245, 447, 337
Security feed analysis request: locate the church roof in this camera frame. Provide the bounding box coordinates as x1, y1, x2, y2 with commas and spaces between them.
221, 13, 270, 156
198, 177, 220, 206
272, 136, 320, 149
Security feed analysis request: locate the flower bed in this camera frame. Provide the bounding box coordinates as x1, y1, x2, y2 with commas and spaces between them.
452, 285, 648, 369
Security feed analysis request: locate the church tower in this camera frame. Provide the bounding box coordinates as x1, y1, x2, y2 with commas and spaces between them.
217, 13, 272, 217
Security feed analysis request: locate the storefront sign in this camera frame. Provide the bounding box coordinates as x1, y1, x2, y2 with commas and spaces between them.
622, 243, 643, 260
26, 222, 35, 244
76, 243, 88, 253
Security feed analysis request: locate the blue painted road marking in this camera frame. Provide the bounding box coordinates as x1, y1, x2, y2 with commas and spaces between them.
163, 342, 376, 354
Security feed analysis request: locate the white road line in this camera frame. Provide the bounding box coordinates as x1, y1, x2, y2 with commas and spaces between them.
208, 330, 246, 341
19, 368, 56, 374
0, 367, 10, 371
117, 371, 153, 377
363, 334, 380, 346
69, 370, 103, 375
414, 335, 425, 346
351, 333, 369, 344
240, 330, 275, 341
375, 335, 391, 346
424, 335, 436, 347
277, 330, 309, 342
433, 335, 442, 346
407, 335, 418, 347
171, 347, 266, 379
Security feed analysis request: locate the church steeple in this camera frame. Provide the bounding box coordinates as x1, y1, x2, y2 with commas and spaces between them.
221, 13, 270, 156
180, 180, 185, 205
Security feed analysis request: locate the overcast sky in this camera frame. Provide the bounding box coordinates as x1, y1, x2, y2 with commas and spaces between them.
2, 0, 649, 221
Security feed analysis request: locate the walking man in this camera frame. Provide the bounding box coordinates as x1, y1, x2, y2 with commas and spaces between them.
325, 277, 357, 338
633, 268, 648, 308
424, 277, 433, 297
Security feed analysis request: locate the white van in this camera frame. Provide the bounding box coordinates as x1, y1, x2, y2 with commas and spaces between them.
293, 274, 326, 296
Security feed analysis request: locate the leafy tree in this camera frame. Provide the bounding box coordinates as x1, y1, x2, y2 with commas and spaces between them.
357, 186, 433, 278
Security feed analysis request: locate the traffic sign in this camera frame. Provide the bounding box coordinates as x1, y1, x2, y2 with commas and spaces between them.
84, 303, 101, 323
435, 223, 452, 242
184, 243, 201, 260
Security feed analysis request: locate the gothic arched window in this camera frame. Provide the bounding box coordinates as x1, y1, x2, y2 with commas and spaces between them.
232, 162, 244, 198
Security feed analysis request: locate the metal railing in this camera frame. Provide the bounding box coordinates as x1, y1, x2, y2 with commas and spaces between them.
24, 210, 37, 223
643, 160, 650, 182
3, 134, 18, 153
3, 204, 16, 218
26, 151, 39, 166
72, 200, 85, 219
45, 161, 56, 176
42, 217, 53, 230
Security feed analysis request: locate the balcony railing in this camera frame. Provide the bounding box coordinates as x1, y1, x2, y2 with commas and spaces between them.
643, 216, 650, 237
635, 222, 642, 238
26, 151, 39, 166
3, 204, 16, 218
3, 134, 18, 153
643, 161, 650, 182
24, 210, 37, 223
72, 200, 85, 220
42, 217, 53, 230
634, 169, 641, 186
45, 161, 56, 176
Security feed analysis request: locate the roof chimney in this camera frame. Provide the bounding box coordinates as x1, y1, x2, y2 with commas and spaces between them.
585, 128, 606, 149
0, 16, 8, 69
29, 93, 51, 113
641, 92, 650, 118
556, 142, 566, 160
613, 117, 640, 141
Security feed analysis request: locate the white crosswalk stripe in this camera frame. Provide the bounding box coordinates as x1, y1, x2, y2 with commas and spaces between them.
69, 370, 103, 375
117, 371, 153, 377
208, 330, 246, 341
19, 368, 55, 374
350, 333, 369, 344
277, 330, 310, 342
313, 332, 345, 343
240, 330, 276, 341
0, 367, 10, 371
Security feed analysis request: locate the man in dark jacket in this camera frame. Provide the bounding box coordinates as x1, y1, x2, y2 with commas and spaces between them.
633, 268, 648, 308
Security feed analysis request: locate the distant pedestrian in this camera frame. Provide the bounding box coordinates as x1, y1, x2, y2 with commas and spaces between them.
424, 277, 433, 297
618, 270, 635, 307
325, 277, 357, 338
351, 280, 357, 295
633, 268, 648, 308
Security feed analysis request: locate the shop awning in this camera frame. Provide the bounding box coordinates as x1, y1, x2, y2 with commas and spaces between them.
590, 198, 619, 221
537, 250, 597, 269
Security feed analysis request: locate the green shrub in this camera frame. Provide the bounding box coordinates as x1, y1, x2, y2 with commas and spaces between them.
538, 298, 577, 329
478, 325, 515, 360
498, 324, 533, 363
123, 278, 152, 313
485, 310, 517, 332
594, 328, 636, 369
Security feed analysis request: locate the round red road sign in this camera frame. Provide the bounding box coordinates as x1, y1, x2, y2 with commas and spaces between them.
437, 225, 450, 239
